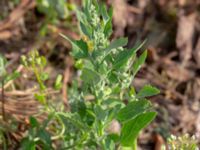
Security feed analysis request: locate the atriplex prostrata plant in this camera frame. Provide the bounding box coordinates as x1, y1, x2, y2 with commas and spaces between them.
1, 0, 160, 149
61, 0, 159, 149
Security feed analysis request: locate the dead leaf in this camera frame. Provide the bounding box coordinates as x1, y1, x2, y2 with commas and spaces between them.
154, 134, 165, 150
138, 0, 150, 10
195, 111, 200, 139
0, 27, 21, 40
0, 0, 36, 40
165, 63, 194, 82
160, 57, 194, 82
193, 37, 200, 66
110, 0, 128, 37
178, 0, 186, 6
176, 12, 196, 64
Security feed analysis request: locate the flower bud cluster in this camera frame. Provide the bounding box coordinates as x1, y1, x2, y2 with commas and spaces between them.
167, 134, 199, 150
93, 30, 108, 50
89, 5, 100, 27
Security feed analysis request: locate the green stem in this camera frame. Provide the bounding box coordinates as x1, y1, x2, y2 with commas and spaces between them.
32, 64, 47, 105
33, 65, 44, 91
133, 139, 137, 150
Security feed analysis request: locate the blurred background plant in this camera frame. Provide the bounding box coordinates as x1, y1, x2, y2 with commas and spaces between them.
164, 134, 199, 150
36, 0, 76, 36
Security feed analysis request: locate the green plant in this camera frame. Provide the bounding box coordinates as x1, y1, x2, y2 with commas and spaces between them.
165, 134, 199, 150
1, 0, 160, 149
0, 54, 20, 120
0, 54, 20, 149
21, 50, 49, 105
60, 0, 159, 149
20, 51, 64, 150
0, 54, 20, 89
36, 0, 76, 36
37, 0, 69, 20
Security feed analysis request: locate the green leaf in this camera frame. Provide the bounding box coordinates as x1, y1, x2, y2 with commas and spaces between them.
73, 39, 89, 58
117, 100, 151, 123
101, 4, 113, 37
40, 72, 49, 81
21, 55, 28, 67
60, 34, 88, 59
55, 0, 69, 19
120, 112, 157, 146
1, 71, 20, 87
77, 100, 87, 118
112, 49, 135, 70
104, 19, 112, 37
21, 137, 36, 150
81, 68, 101, 84
137, 85, 160, 98
106, 37, 128, 51
103, 98, 124, 108
36, 0, 68, 19
58, 112, 89, 130
108, 6, 113, 19
40, 56, 47, 67
108, 71, 119, 83
107, 134, 120, 143
37, 128, 52, 149
100, 3, 109, 23
4, 71, 20, 81
94, 105, 107, 121
103, 136, 116, 150
29, 116, 39, 128
83, 0, 91, 20
80, 21, 92, 38
112, 41, 145, 70
34, 93, 46, 104
54, 74, 63, 90
106, 104, 122, 123
104, 37, 128, 56
132, 50, 147, 76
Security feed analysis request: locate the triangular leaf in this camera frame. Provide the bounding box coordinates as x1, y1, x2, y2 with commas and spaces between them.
100, 3, 109, 23
117, 100, 151, 123
81, 67, 101, 84
80, 21, 92, 38
104, 37, 128, 57
120, 112, 157, 146
104, 19, 112, 37
132, 50, 147, 76
60, 34, 88, 59
112, 41, 145, 70
137, 85, 160, 98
